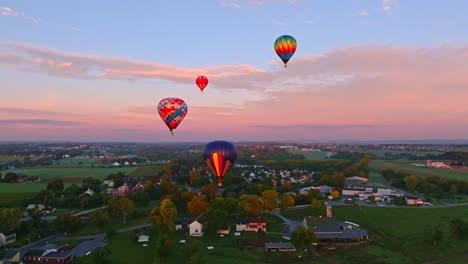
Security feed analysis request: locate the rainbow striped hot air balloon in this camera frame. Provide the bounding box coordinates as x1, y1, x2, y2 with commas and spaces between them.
157, 97, 188, 136
274, 35, 297, 68
203, 140, 237, 187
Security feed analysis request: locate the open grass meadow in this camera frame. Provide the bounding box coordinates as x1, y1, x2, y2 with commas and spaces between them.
369, 160, 468, 181
1, 167, 136, 182
74, 226, 317, 264
284, 205, 468, 264
53, 157, 100, 167
288, 149, 330, 160
129, 164, 165, 177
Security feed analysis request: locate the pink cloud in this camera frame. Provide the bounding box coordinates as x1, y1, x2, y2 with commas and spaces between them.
1, 42, 468, 141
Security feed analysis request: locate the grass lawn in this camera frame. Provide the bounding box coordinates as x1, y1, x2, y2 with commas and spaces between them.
284, 205, 468, 264
368, 171, 387, 184
129, 165, 164, 177
72, 215, 151, 236
369, 160, 468, 181
288, 149, 329, 160
1, 167, 136, 181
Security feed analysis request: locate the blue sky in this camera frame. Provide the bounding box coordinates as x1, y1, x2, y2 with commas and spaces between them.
2, 0, 467, 68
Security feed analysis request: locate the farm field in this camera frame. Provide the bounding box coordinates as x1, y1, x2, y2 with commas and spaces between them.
283, 205, 468, 264
369, 160, 468, 181
53, 157, 100, 167
288, 149, 330, 160
129, 164, 165, 177
362, 150, 444, 158
1, 167, 136, 182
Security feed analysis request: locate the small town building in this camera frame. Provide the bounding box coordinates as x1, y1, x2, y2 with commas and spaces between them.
188, 218, 203, 237
0, 230, 16, 246
0, 249, 20, 264
345, 176, 369, 185
23, 244, 73, 263
303, 216, 369, 243
264, 242, 296, 252
218, 225, 230, 235
137, 232, 150, 243
236, 217, 267, 232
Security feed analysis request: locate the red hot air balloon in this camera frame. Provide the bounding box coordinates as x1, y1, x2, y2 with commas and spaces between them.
196, 76, 208, 93
157, 97, 188, 136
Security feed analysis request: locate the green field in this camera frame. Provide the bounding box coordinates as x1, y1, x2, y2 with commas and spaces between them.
54, 157, 99, 167
0, 192, 36, 207
363, 150, 444, 158
369, 160, 468, 181
284, 205, 468, 264
129, 165, 164, 177
288, 149, 330, 160
0, 155, 42, 163
1, 167, 136, 181
0, 183, 54, 193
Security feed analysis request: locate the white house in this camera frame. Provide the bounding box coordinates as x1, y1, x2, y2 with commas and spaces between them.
137, 232, 150, 243
26, 204, 45, 212
80, 188, 95, 197
218, 225, 230, 235
0, 230, 16, 246
236, 217, 267, 232
189, 220, 203, 237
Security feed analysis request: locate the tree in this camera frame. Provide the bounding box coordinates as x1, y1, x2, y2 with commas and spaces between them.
261, 190, 278, 212
94, 246, 112, 264
0, 208, 23, 230
393, 196, 406, 206
280, 193, 295, 214
47, 179, 64, 193
55, 213, 81, 234
310, 199, 326, 217
151, 198, 178, 230
91, 210, 111, 228
187, 195, 209, 217
239, 194, 263, 215
291, 227, 317, 248
199, 184, 218, 201
404, 175, 418, 191
204, 207, 228, 237
432, 228, 443, 246
330, 190, 341, 199
449, 218, 466, 239
368, 196, 376, 204
450, 183, 459, 195
108, 197, 134, 224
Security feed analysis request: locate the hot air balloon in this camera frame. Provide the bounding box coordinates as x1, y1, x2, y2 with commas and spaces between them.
196, 76, 208, 93
203, 140, 237, 187
157, 97, 188, 136
274, 35, 297, 68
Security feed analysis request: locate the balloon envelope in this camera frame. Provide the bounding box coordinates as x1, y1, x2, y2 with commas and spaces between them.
157, 97, 188, 135
274, 35, 297, 68
203, 140, 237, 187
196, 76, 208, 92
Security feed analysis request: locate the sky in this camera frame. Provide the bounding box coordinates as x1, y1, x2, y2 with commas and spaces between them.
1, 0, 468, 142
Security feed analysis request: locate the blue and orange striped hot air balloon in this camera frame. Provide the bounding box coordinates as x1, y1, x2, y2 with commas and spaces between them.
157, 97, 188, 136
274, 35, 297, 68
203, 140, 237, 187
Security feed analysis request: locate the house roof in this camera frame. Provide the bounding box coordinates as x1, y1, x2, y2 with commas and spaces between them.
0, 230, 15, 236
0, 249, 18, 260
316, 229, 368, 239
23, 249, 46, 258
37, 244, 65, 251
264, 242, 295, 249
44, 251, 73, 259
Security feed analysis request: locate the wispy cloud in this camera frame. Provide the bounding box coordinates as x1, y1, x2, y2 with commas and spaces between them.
250, 124, 383, 129
1, 6, 16, 16
272, 20, 287, 26
0, 6, 42, 23
287, 0, 298, 5
355, 20, 368, 26
70, 27, 81, 32
0, 119, 83, 126
0, 107, 83, 118
355, 10, 370, 16
379, 0, 396, 12
222, 0, 263, 8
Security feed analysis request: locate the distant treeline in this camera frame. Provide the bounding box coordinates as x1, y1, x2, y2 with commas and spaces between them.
381, 169, 468, 198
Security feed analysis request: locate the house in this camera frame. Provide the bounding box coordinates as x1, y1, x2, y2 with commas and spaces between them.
103, 180, 114, 188
426, 160, 451, 169
0, 249, 20, 264
264, 242, 296, 252
342, 188, 366, 197
137, 232, 150, 243
188, 218, 203, 237
345, 176, 369, 185
218, 225, 230, 235
27, 204, 45, 212
0, 230, 16, 246
111, 162, 120, 167
303, 216, 369, 243
236, 217, 267, 232
175, 220, 183, 231
23, 244, 73, 263
80, 188, 94, 197
405, 195, 425, 205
